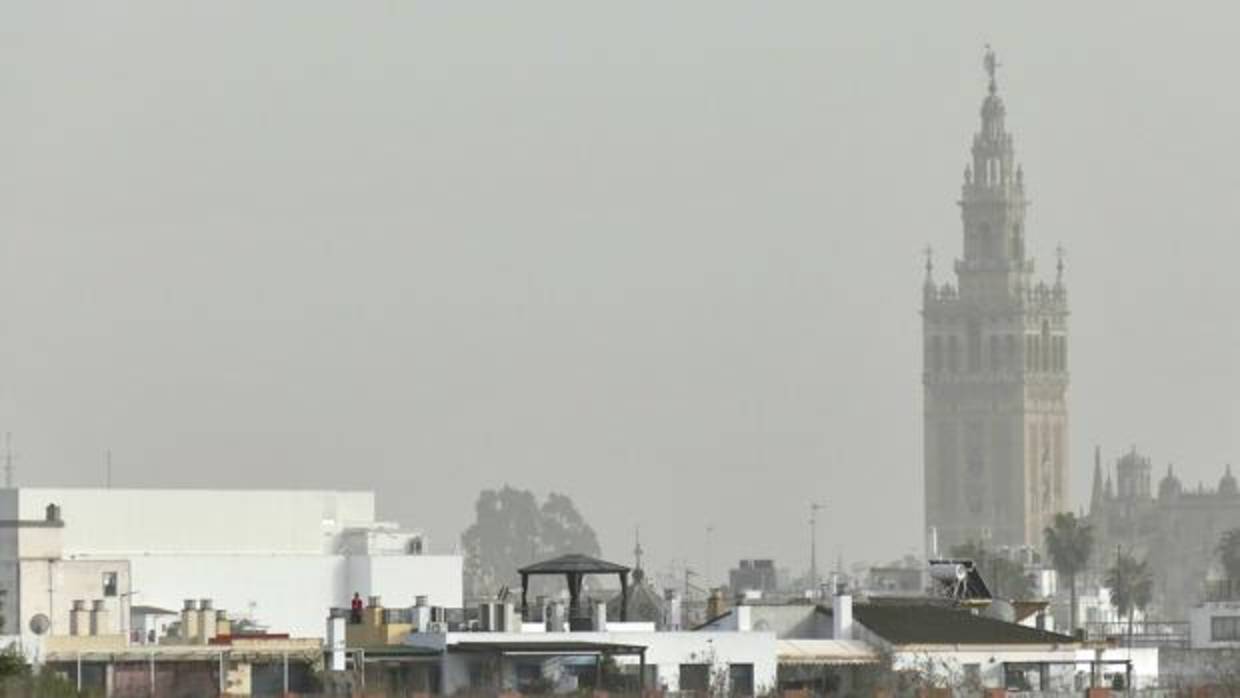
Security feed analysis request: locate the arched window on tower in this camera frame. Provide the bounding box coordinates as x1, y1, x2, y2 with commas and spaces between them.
967, 322, 982, 373
980, 223, 995, 260
1041, 321, 1051, 372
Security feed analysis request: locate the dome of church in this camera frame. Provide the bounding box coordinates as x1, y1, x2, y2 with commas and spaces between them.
1158, 465, 1182, 500
1219, 465, 1238, 496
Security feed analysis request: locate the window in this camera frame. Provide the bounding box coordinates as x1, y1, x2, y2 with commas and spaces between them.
679, 664, 710, 693
967, 322, 982, 372
728, 664, 754, 696
102, 572, 118, 597
1211, 616, 1240, 641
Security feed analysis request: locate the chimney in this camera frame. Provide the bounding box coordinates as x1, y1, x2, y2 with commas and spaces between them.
70, 600, 89, 636
502, 602, 518, 632
735, 604, 752, 632
326, 615, 347, 672
545, 601, 566, 632
592, 601, 607, 632
366, 596, 384, 626
706, 588, 728, 619
181, 599, 200, 642
198, 599, 217, 644
215, 610, 232, 638
478, 602, 496, 631
664, 590, 682, 631
45, 504, 61, 523
832, 584, 853, 641
412, 597, 432, 632
89, 599, 110, 636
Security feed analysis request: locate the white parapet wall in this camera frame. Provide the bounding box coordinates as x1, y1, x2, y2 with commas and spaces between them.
428, 631, 778, 695
5, 488, 376, 555
1, 488, 462, 640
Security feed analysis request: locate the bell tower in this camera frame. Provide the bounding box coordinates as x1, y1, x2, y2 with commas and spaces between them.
923, 48, 1070, 552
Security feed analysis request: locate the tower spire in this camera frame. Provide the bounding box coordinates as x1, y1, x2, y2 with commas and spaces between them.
1090, 446, 1104, 514
984, 44, 1000, 95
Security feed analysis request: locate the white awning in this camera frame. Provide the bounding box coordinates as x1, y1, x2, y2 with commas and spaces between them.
776, 639, 879, 666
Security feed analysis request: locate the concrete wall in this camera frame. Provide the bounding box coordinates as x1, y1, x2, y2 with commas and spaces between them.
354, 554, 462, 611
891, 646, 1079, 691
703, 605, 832, 639
434, 631, 777, 694
8, 488, 375, 555
124, 553, 461, 638
1189, 600, 1240, 649
1074, 647, 1159, 689
128, 555, 345, 638
17, 558, 131, 645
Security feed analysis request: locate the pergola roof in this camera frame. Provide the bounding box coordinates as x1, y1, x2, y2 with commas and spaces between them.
451, 640, 646, 655
518, 553, 630, 575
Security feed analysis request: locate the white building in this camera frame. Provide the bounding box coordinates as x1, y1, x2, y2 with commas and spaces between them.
1188, 596, 1240, 649
0, 487, 462, 646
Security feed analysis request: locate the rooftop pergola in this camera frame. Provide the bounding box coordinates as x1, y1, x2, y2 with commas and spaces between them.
518, 554, 631, 623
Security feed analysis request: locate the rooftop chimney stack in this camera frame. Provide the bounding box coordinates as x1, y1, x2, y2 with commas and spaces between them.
181, 599, 200, 643
70, 600, 89, 636
198, 599, 217, 644
832, 583, 853, 641
89, 599, 110, 637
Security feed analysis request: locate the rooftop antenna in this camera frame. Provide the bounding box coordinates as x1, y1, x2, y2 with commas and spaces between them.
810, 502, 825, 592
704, 524, 715, 588
633, 525, 644, 571
3, 433, 14, 489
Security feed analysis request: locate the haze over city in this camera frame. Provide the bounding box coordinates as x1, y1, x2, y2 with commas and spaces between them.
5, 2, 1240, 585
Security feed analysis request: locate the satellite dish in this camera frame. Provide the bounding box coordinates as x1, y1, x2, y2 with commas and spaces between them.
29, 614, 50, 635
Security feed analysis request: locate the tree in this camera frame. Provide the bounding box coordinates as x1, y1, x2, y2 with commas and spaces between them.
949, 541, 1035, 601
1218, 528, 1240, 582
1105, 549, 1153, 648
1044, 512, 1094, 634
460, 486, 601, 599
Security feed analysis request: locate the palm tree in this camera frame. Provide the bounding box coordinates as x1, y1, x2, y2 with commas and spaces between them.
1218, 528, 1240, 582
1105, 549, 1154, 647
1044, 512, 1094, 634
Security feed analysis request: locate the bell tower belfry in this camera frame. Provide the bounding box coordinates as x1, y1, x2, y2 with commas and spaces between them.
923, 48, 1070, 552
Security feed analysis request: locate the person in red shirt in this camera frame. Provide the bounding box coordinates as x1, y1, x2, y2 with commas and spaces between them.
350, 592, 364, 624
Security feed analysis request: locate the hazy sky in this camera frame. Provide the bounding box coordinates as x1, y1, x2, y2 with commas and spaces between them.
4, 3, 1240, 586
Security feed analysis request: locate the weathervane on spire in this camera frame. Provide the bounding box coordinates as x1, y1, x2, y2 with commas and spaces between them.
1055, 243, 1066, 280
984, 44, 1000, 94
923, 245, 934, 281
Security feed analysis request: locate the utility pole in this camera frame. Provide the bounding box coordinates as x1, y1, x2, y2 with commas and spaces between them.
810, 502, 825, 593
